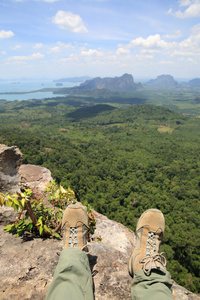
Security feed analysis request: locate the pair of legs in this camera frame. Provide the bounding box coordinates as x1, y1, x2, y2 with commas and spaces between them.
46, 204, 173, 300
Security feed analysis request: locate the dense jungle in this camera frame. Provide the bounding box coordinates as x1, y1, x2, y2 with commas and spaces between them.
0, 87, 200, 293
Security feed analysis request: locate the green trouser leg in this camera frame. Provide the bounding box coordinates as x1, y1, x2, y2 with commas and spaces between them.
46, 248, 94, 300
131, 270, 173, 300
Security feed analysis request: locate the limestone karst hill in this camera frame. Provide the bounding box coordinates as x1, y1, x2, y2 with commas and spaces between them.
0, 145, 199, 300
78, 73, 140, 91
53, 73, 141, 95
145, 75, 178, 87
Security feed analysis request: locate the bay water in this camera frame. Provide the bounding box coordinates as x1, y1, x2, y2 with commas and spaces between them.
0, 80, 80, 101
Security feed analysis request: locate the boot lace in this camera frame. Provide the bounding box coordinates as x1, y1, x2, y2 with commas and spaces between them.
68, 227, 92, 254
139, 232, 166, 275
68, 227, 78, 248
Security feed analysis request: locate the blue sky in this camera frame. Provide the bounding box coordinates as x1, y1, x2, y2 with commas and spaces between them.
0, 0, 200, 80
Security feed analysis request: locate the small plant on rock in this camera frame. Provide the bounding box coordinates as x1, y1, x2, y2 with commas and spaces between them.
0, 181, 96, 240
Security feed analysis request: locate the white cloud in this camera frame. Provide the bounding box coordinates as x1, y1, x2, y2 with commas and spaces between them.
130, 34, 174, 49
34, 43, 43, 49
171, 50, 199, 56
8, 52, 44, 61
163, 30, 182, 39
0, 30, 14, 39
1, 51, 7, 55
31, 53, 44, 59
135, 54, 154, 61
81, 49, 103, 56
60, 54, 78, 63
188, 57, 198, 63
159, 60, 174, 65
104, 53, 117, 62
170, 0, 200, 18
167, 8, 173, 14
56, 41, 74, 49
190, 22, 200, 35
179, 0, 192, 7
116, 47, 130, 55
48, 42, 74, 54
141, 49, 159, 54
171, 50, 188, 56
48, 46, 61, 53
12, 45, 22, 50
178, 23, 200, 50
171, 26, 200, 58
176, 4, 200, 18
52, 11, 88, 33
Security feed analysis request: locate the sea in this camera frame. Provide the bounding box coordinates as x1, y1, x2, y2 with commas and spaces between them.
0, 80, 81, 101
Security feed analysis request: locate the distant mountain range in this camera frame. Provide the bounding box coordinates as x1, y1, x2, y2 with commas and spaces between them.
138, 74, 200, 88
78, 73, 141, 90
53, 74, 141, 95
145, 75, 200, 88
187, 78, 200, 87
51, 74, 200, 96
145, 75, 178, 87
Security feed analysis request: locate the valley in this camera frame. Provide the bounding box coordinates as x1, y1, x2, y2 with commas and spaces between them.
1, 75, 200, 292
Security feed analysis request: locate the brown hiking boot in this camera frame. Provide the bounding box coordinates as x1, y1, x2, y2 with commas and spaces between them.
61, 202, 89, 251
128, 208, 166, 277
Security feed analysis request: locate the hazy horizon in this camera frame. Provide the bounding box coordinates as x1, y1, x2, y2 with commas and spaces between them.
0, 74, 198, 84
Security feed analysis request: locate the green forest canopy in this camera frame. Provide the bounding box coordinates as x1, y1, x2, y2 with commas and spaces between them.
0, 96, 200, 293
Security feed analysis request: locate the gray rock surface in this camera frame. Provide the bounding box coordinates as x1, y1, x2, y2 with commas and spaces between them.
18, 164, 53, 198
91, 211, 135, 300
0, 144, 22, 194
0, 143, 53, 197
0, 207, 199, 300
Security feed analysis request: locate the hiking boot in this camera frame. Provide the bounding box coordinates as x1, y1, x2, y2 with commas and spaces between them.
61, 202, 89, 251
128, 208, 166, 277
